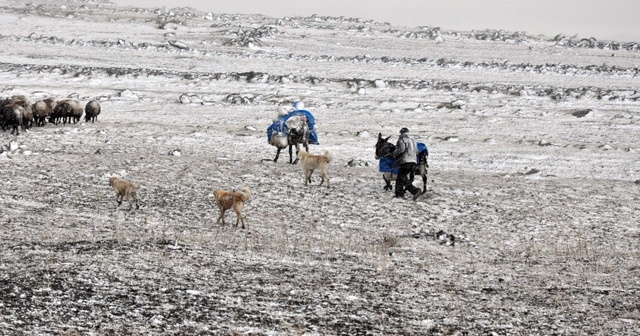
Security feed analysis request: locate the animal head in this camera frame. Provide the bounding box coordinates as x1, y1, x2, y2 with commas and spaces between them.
323, 150, 334, 163
418, 150, 428, 164
375, 133, 394, 159
109, 176, 118, 186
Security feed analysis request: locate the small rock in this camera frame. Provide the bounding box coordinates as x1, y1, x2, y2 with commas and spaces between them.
538, 139, 551, 146
119, 89, 139, 100
524, 168, 541, 176
244, 125, 258, 132
22, 150, 32, 156
169, 149, 182, 157
374, 79, 386, 88
451, 99, 465, 109
179, 94, 191, 104
9, 141, 19, 152
356, 130, 370, 138
571, 109, 593, 118
169, 40, 189, 50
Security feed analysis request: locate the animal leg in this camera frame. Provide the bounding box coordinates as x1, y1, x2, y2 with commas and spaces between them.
274, 148, 281, 162
322, 166, 329, 187
124, 190, 133, 210
305, 169, 314, 185
290, 144, 300, 164
234, 204, 245, 229
131, 191, 139, 210
383, 174, 393, 191
217, 209, 227, 225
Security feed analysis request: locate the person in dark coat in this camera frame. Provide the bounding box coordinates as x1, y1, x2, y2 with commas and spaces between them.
390, 127, 422, 200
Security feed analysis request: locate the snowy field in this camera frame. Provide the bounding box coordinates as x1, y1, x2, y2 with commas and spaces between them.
1, 0, 639, 334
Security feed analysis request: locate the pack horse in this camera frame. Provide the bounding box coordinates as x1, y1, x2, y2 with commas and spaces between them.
267, 106, 318, 164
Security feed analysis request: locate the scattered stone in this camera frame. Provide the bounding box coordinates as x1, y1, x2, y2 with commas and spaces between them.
346, 159, 372, 167
168, 40, 189, 50
570, 109, 593, 118
337, 130, 351, 136
244, 125, 258, 132
436, 230, 455, 246
119, 89, 139, 100
538, 139, 552, 146
438, 100, 465, 109
179, 94, 193, 104
356, 130, 370, 138
169, 149, 182, 157
9, 141, 19, 152
374, 79, 386, 88
524, 168, 541, 176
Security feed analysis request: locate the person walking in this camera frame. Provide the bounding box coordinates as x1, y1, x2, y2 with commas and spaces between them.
390, 127, 422, 200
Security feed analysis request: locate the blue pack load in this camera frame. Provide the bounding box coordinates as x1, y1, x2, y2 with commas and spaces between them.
267, 109, 319, 145
378, 142, 428, 173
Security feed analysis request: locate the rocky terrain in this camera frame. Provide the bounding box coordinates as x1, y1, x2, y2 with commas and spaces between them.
0, 0, 639, 335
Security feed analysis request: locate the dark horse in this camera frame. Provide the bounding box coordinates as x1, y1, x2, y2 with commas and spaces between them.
375, 132, 428, 193
271, 121, 310, 164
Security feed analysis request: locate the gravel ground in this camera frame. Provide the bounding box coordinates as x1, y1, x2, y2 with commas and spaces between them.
0, 0, 639, 335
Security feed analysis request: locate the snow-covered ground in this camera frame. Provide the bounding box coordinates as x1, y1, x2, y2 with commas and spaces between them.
1, 0, 639, 335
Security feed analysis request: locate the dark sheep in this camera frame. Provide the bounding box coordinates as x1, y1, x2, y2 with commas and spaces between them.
53, 99, 83, 125
2, 104, 25, 135
84, 100, 101, 122
5, 95, 32, 129
32, 98, 57, 127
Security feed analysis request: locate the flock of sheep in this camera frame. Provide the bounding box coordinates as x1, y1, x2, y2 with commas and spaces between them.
0, 95, 102, 135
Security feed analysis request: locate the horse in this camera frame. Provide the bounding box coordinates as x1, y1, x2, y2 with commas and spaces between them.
270, 116, 310, 164
375, 132, 428, 193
